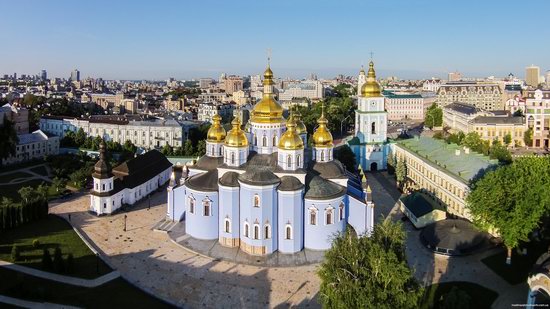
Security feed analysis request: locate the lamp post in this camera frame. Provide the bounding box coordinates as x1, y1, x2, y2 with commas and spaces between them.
123, 214, 127, 232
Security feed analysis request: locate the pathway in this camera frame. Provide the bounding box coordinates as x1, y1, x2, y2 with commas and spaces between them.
0, 163, 52, 186
0, 260, 120, 288
0, 295, 82, 309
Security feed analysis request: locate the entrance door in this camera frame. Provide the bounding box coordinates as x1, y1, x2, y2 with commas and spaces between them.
370, 162, 378, 171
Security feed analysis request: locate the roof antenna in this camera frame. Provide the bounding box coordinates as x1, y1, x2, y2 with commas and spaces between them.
267, 48, 272, 67
370, 51, 374, 61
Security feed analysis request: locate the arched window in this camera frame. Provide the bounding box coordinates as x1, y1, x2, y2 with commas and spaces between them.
244, 222, 249, 237
326, 207, 334, 225
188, 196, 195, 214
296, 154, 301, 167
264, 224, 271, 239
262, 136, 267, 147
254, 136, 257, 146
320, 151, 325, 162
211, 145, 215, 155
287, 155, 292, 168
273, 135, 277, 146
285, 225, 292, 240
253, 195, 260, 207
231, 152, 235, 164
224, 218, 231, 233
203, 199, 211, 216
310, 208, 317, 225
371, 122, 376, 134
339, 202, 345, 221
253, 224, 260, 240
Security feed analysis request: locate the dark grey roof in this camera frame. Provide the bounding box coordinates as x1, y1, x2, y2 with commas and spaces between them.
400, 191, 442, 218
420, 219, 491, 256
185, 170, 219, 192
472, 116, 524, 125
305, 175, 345, 200
219, 171, 240, 187
238, 167, 280, 186
246, 151, 278, 170
310, 160, 347, 179
194, 156, 224, 171
444, 102, 482, 115
278, 176, 304, 191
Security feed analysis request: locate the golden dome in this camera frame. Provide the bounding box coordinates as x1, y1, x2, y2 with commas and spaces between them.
279, 116, 304, 150
312, 104, 333, 147
251, 63, 284, 123
225, 117, 248, 148
361, 61, 382, 98
207, 114, 226, 143
294, 110, 307, 135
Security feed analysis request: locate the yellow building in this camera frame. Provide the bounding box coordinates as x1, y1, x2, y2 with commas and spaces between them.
470, 116, 525, 146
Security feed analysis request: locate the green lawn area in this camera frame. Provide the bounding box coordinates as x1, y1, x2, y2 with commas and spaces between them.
0, 215, 111, 279
421, 281, 498, 309
0, 178, 49, 201
29, 165, 50, 177
0, 171, 32, 184
482, 240, 549, 285
0, 267, 175, 308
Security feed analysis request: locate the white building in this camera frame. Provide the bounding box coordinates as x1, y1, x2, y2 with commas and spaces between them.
277, 80, 324, 101
197, 102, 235, 123
2, 130, 59, 165
443, 102, 488, 133
423, 78, 442, 92
90, 143, 172, 215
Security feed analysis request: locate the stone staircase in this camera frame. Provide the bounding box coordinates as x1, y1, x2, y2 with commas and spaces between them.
152, 218, 178, 233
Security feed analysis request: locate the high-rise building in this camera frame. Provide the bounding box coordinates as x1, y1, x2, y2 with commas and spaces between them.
224, 76, 243, 95
436, 82, 503, 110
199, 78, 213, 89
40, 70, 47, 81
448, 71, 462, 82
526, 65, 540, 88
71, 69, 80, 82
545, 71, 550, 88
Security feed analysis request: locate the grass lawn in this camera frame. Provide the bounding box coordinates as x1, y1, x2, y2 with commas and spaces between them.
29, 165, 50, 177
0, 178, 49, 202
0, 267, 175, 308
0, 214, 111, 279
482, 240, 549, 285
0, 171, 32, 184
421, 281, 498, 309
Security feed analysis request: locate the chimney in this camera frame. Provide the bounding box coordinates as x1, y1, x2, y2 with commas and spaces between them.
455, 149, 461, 156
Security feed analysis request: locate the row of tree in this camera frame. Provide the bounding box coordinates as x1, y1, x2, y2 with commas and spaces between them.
433, 131, 512, 164
47, 153, 95, 189
0, 187, 49, 230
160, 140, 206, 157
467, 156, 550, 264
0, 116, 19, 165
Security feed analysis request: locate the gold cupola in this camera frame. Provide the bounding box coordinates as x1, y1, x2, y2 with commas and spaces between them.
207, 114, 226, 143
225, 116, 248, 148
279, 112, 304, 150
312, 104, 333, 147
293, 105, 307, 135
251, 63, 284, 123
360, 61, 382, 98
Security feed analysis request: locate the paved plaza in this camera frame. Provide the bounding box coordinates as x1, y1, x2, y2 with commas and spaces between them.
49, 173, 527, 308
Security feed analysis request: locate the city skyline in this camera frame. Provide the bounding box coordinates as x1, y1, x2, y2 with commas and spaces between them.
2, 0, 550, 80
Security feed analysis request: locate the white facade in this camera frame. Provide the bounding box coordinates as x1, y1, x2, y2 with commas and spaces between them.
2, 130, 60, 165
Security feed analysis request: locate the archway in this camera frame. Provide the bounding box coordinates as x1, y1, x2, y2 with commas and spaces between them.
370, 162, 378, 171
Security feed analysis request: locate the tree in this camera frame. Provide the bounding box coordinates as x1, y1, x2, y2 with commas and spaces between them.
334, 145, 357, 172
424, 103, 443, 129
161, 144, 173, 156
395, 159, 407, 187
53, 247, 64, 273
513, 109, 524, 117
387, 153, 396, 175
0, 116, 19, 164
11, 244, 20, 261
66, 253, 74, 274
42, 248, 53, 270
75, 128, 86, 146
123, 140, 137, 154
183, 140, 194, 156
318, 220, 422, 308
503, 133, 512, 146
18, 186, 37, 204
467, 157, 550, 264
439, 286, 471, 309
52, 177, 66, 193
524, 128, 533, 147
195, 140, 206, 157
489, 144, 512, 164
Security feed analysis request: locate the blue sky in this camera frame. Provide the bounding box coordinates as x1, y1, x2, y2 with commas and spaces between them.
1, 0, 549, 80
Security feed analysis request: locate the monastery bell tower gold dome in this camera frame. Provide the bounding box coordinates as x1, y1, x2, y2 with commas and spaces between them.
360, 61, 382, 98
312, 104, 333, 147
225, 116, 248, 147
278, 114, 304, 150
206, 114, 226, 142
251, 64, 284, 123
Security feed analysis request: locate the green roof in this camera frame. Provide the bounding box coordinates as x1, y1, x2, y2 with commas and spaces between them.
396, 136, 498, 184
383, 90, 423, 99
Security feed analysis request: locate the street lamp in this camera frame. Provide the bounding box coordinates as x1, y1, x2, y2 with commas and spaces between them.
123, 214, 127, 232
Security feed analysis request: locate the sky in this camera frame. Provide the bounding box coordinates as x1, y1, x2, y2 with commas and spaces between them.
1, 0, 549, 80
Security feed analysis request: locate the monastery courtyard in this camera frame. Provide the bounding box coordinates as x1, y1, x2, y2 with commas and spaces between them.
50, 172, 526, 308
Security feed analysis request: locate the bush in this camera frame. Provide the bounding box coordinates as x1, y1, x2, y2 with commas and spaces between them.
42, 248, 53, 270
66, 253, 74, 274
32, 239, 41, 248
53, 247, 64, 273
11, 244, 20, 262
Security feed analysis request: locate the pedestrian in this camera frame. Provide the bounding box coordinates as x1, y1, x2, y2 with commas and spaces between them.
68, 214, 71, 222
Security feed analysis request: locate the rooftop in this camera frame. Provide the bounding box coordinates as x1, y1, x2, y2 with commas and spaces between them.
443, 102, 483, 115
396, 136, 497, 183
472, 116, 524, 125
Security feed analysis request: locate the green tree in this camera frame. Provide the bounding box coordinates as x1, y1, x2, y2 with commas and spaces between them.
183, 140, 194, 156
18, 186, 37, 204
424, 103, 443, 129
467, 157, 550, 264
0, 116, 19, 165
334, 145, 357, 172
66, 253, 75, 274
318, 220, 422, 308
123, 140, 137, 154
52, 177, 66, 193
11, 244, 20, 261
396, 159, 407, 187
161, 144, 173, 156
41, 248, 53, 270
503, 133, 512, 146
524, 128, 533, 147
75, 128, 86, 146
439, 286, 471, 309
53, 247, 64, 273
195, 140, 206, 157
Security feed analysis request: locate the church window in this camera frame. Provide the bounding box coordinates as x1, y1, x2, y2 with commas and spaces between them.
310, 209, 317, 225
253, 224, 260, 239
285, 225, 292, 240
95, 183, 98, 190
253, 195, 260, 207
326, 207, 334, 225
212, 145, 215, 155
244, 222, 249, 237
320, 151, 325, 162
188, 196, 195, 214
297, 155, 301, 167
254, 136, 257, 146
203, 199, 211, 216
273, 135, 277, 146
103, 203, 106, 209
287, 155, 292, 168
102, 184, 105, 191
264, 224, 271, 239
339, 202, 345, 221
371, 122, 376, 134
224, 218, 231, 233
262, 136, 267, 147
231, 152, 235, 164
109, 183, 112, 190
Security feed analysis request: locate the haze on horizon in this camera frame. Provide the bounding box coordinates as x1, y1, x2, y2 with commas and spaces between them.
1, 0, 549, 80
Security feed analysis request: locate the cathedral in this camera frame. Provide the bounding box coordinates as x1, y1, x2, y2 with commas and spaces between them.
349, 61, 390, 171
167, 63, 374, 255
